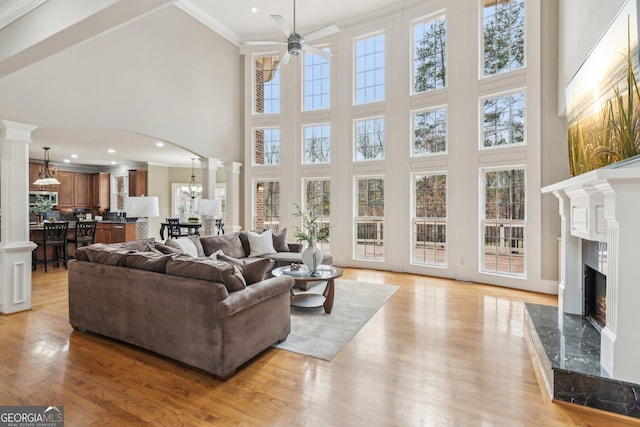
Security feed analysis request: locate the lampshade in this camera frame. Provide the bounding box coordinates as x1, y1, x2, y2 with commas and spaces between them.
126, 196, 160, 218
198, 199, 221, 217
33, 147, 61, 186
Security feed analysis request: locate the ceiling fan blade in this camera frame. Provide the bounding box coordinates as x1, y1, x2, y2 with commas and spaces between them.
302, 44, 333, 59
280, 50, 291, 65
245, 40, 287, 46
271, 15, 292, 37
303, 24, 339, 42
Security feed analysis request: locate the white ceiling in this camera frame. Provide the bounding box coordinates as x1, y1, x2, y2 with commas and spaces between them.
3, 0, 413, 167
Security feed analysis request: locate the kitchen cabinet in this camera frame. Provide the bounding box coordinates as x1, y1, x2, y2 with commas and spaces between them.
129, 169, 148, 196
56, 171, 74, 207
91, 173, 110, 210
29, 162, 59, 192
95, 222, 136, 244
73, 173, 90, 208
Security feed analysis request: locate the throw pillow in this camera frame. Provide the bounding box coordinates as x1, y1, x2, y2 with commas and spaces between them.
165, 238, 198, 258
165, 256, 246, 292
125, 252, 172, 273
272, 228, 290, 252
200, 233, 246, 258
218, 254, 274, 285
154, 242, 184, 255
247, 229, 276, 257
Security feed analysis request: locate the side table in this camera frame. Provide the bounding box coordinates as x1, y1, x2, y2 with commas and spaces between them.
271, 265, 343, 314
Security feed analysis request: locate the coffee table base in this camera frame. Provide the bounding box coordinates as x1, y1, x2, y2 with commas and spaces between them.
291, 277, 336, 314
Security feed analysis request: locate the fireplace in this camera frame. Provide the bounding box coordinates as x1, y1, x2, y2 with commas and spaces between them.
584, 264, 606, 329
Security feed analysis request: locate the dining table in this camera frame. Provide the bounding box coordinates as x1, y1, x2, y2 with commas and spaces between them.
159, 222, 202, 240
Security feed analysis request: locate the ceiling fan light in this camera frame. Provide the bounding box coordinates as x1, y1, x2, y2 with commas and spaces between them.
288, 40, 302, 56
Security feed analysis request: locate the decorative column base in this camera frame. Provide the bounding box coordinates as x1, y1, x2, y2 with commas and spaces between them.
0, 242, 37, 314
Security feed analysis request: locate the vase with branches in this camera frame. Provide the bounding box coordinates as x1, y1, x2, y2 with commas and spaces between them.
29, 196, 54, 225
293, 204, 329, 276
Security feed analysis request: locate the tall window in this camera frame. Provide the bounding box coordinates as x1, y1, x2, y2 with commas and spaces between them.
254, 128, 280, 165
355, 33, 385, 104
413, 14, 446, 93
482, 91, 525, 148
483, 0, 525, 76
304, 50, 330, 110
303, 124, 331, 164
412, 173, 447, 266
255, 55, 280, 114
482, 168, 525, 275
355, 176, 384, 260
355, 117, 385, 161
254, 180, 280, 231
413, 107, 447, 156
304, 178, 331, 252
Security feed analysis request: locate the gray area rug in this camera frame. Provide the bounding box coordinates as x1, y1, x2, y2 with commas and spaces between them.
274, 279, 399, 361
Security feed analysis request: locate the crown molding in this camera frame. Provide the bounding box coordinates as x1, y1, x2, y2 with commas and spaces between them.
0, 0, 47, 30
174, 0, 239, 46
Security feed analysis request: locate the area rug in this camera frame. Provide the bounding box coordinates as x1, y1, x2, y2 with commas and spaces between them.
274, 279, 399, 361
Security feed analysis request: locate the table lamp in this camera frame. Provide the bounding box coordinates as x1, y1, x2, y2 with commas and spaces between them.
198, 199, 221, 236
126, 196, 160, 240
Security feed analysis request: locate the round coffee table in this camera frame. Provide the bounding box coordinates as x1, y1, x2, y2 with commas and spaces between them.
271, 265, 343, 314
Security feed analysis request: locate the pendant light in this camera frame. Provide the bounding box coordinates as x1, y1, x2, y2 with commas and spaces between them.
33, 147, 61, 185
188, 158, 199, 199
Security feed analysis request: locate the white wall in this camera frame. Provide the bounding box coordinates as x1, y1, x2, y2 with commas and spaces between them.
0, 5, 243, 163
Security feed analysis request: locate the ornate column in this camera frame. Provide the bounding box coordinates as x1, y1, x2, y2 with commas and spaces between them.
224, 161, 242, 232
199, 157, 220, 199
0, 121, 37, 314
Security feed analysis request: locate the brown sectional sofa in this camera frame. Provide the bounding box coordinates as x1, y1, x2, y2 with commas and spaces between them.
68, 237, 300, 380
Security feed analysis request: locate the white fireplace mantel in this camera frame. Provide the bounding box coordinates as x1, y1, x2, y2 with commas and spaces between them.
542, 156, 640, 384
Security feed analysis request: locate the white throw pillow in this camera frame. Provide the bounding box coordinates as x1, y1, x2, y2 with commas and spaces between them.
247, 229, 276, 257
174, 237, 199, 258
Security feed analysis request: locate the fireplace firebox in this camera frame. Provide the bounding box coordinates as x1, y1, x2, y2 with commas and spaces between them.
584, 264, 606, 330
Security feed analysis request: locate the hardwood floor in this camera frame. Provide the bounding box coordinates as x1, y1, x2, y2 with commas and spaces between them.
2, 268, 639, 426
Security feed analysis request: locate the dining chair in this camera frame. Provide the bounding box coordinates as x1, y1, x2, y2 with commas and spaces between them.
33, 222, 69, 272
69, 220, 97, 253
166, 218, 188, 239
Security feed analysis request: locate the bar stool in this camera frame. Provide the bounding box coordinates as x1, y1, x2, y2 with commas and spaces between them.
68, 220, 97, 254
33, 222, 69, 272
166, 218, 188, 238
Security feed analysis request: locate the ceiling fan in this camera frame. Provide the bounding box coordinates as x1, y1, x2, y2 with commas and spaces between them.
245, 0, 339, 65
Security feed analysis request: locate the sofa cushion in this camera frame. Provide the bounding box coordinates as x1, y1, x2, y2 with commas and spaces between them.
247, 229, 276, 257
125, 252, 173, 273
144, 242, 163, 254
116, 238, 156, 252
200, 233, 246, 258
164, 237, 201, 258
218, 254, 274, 285
85, 244, 135, 266
166, 255, 246, 292
272, 228, 290, 252
74, 246, 90, 261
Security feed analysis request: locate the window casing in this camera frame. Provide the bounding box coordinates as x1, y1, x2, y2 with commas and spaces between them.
413, 13, 447, 93
303, 124, 331, 164
481, 91, 525, 149
354, 176, 384, 260
482, 0, 525, 77
355, 33, 385, 104
303, 178, 331, 252
254, 55, 281, 114
254, 179, 280, 231
481, 168, 525, 276
254, 128, 280, 165
354, 117, 385, 161
412, 106, 447, 156
412, 173, 447, 266
304, 49, 331, 111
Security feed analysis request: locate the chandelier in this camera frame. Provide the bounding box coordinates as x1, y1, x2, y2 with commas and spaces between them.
33, 147, 61, 186
188, 158, 200, 199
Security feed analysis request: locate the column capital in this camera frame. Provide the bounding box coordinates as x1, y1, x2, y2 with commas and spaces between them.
0, 120, 37, 142
199, 157, 223, 171
224, 161, 242, 174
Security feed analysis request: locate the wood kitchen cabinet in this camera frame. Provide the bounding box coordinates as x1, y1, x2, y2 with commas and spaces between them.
128, 169, 148, 196
95, 222, 136, 244
91, 173, 110, 210
73, 173, 90, 208
56, 171, 75, 207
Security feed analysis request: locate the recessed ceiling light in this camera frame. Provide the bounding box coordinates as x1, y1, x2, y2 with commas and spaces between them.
63, 159, 70, 163
110, 161, 116, 165
71, 154, 78, 158
251, 7, 258, 13
107, 149, 116, 154
156, 142, 164, 147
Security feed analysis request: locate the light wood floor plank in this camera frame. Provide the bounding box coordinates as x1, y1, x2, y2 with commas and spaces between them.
0, 267, 638, 426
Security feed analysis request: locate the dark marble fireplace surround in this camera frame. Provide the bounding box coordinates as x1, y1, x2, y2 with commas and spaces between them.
524, 239, 640, 418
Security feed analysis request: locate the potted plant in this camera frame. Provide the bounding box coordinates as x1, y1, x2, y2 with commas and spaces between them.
293, 204, 329, 276
29, 195, 54, 225
188, 216, 200, 223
